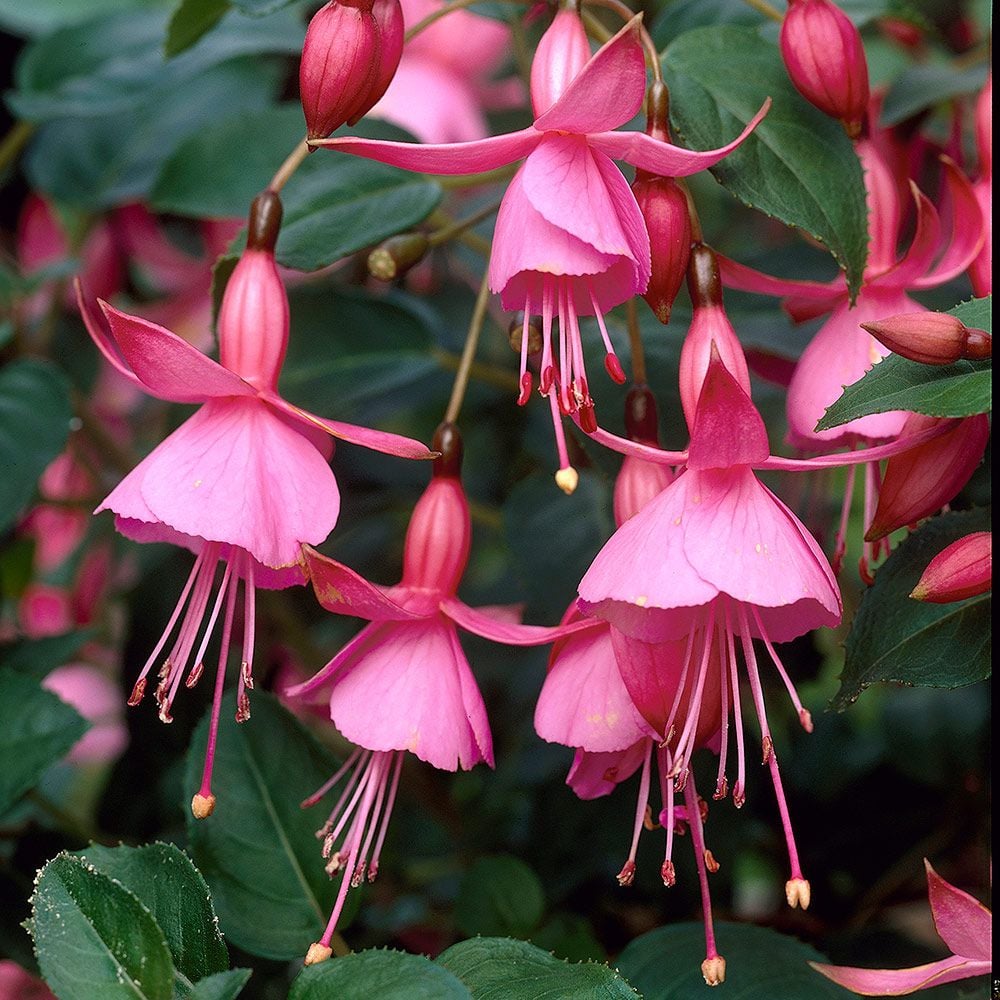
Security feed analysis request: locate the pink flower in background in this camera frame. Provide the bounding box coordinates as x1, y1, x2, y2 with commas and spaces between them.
969, 75, 991, 294
42, 663, 128, 766
79, 191, 431, 819
315, 10, 767, 481
369, 0, 523, 143
812, 861, 991, 994
0, 961, 55, 1000
287, 423, 591, 964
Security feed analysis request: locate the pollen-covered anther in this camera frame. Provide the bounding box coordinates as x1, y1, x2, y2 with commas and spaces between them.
799, 708, 814, 732
761, 734, 774, 764
642, 804, 657, 831
704, 850, 720, 873
191, 793, 216, 819
185, 661, 204, 688
732, 782, 746, 809
713, 776, 728, 800
241, 660, 254, 691
616, 860, 637, 886
127, 677, 147, 706
304, 942, 333, 966
351, 861, 367, 887
661, 859, 676, 887
701, 955, 727, 987
158, 704, 174, 725
367, 861, 379, 882
236, 692, 251, 723
786, 877, 812, 910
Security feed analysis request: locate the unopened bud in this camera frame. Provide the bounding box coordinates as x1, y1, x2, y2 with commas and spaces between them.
300, 0, 404, 141
780, 0, 870, 137
632, 174, 691, 325
785, 877, 812, 909
530, 8, 590, 117
191, 793, 216, 819
367, 232, 429, 281
431, 421, 463, 479
304, 942, 333, 965
508, 313, 543, 355
862, 312, 991, 366
686, 243, 722, 309
701, 955, 726, 986
910, 532, 991, 603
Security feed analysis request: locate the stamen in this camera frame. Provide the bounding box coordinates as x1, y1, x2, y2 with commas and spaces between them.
549, 392, 578, 495
617, 740, 653, 885
242, 558, 256, 687
540, 276, 554, 388
684, 775, 723, 984
368, 751, 404, 881
672, 604, 717, 774
587, 280, 625, 384
714, 610, 736, 799
833, 462, 857, 575
661, 628, 697, 748
519, 296, 532, 386
750, 605, 813, 732
517, 371, 533, 406
728, 604, 747, 808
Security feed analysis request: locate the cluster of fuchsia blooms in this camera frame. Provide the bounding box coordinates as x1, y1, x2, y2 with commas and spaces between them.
21, 0, 990, 988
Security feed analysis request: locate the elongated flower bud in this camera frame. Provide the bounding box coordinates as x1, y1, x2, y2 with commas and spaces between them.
866, 414, 989, 541
862, 312, 991, 365
367, 232, 429, 281
529, 8, 591, 117
217, 191, 289, 390
613, 387, 673, 525
300, 0, 404, 140
911, 532, 991, 603
780, 0, 870, 137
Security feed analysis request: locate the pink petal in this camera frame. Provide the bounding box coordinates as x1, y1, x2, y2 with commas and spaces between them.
285, 622, 387, 698
261, 392, 435, 459
99, 398, 339, 569
717, 253, 846, 304
443, 596, 599, 645
566, 743, 646, 800
874, 182, 941, 288
303, 545, 421, 621
310, 126, 540, 173
908, 157, 987, 289
100, 301, 255, 404
810, 956, 989, 995
925, 860, 992, 962
534, 621, 647, 752
588, 99, 770, 177
75, 281, 146, 391
327, 617, 493, 770
532, 17, 646, 135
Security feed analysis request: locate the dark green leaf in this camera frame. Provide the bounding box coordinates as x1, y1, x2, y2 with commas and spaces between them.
189, 969, 253, 1000
290, 951, 471, 1000
30, 853, 175, 1000
79, 843, 230, 985
0, 0, 160, 37
0, 671, 88, 815
151, 105, 306, 217
184, 692, 344, 960
438, 938, 640, 1000
881, 63, 989, 126
25, 58, 280, 211
230, 0, 298, 14
166, 0, 231, 57
948, 294, 992, 332
455, 854, 546, 938
617, 922, 856, 999
663, 27, 868, 298
0, 359, 72, 533
834, 508, 991, 708
0, 630, 94, 680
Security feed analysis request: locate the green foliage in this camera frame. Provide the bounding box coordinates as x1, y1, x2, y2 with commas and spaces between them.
881, 63, 989, 126
835, 508, 992, 708
291, 951, 472, 999
165, 0, 230, 57
184, 693, 345, 960
0, 671, 88, 815
455, 854, 546, 938
663, 27, 869, 299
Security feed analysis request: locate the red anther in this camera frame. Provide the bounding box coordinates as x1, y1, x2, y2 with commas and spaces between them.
517, 371, 533, 406
604, 352, 626, 384
236, 693, 251, 723
616, 860, 637, 886
704, 850, 720, 873
185, 662, 204, 688
799, 708, 814, 733
579, 402, 598, 433
558, 384, 574, 415
673, 768, 689, 793
540, 365, 555, 393
661, 859, 677, 887
127, 677, 146, 707
733, 783, 746, 809
713, 776, 728, 801
761, 734, 773, 764
858, 554, 875, 586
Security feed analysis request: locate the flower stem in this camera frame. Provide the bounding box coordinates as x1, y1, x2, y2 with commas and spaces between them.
269, 138, 310, 194
0, 120, 34, 175
626, 298, 647, 385
444, 271, 492, 424
740, 0, 783, 22
406, 0, 523, 42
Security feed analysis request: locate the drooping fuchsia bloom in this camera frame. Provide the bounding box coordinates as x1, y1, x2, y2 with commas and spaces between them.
42, 662, 129, 766
369, 0, 523, 143
313, 9, 768, 483
811, 860, 991, 995
286, 423, 591, 965
779, 0, 870, 138
910, 532, 991, 604
78, 190, 432, 819
578, 295, 844, 915
969, 75, 991, 295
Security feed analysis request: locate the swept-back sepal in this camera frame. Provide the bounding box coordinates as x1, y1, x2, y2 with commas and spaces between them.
925, 860, 992, 962
303, 544, 421, 621
442, 596, 601, 645
717, 253, 845, 303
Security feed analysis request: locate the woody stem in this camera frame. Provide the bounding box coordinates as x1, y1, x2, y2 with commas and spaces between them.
740, 0, 783, 22
269, 138, 310, 194
406, 0, 523, 41
444, 270, 492, 424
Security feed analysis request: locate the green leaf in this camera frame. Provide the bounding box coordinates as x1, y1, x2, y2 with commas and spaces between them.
455, 855, 546, 938
151, 104, 306, 217
0, 659, 88, 815
79, 843, 230, 986
816, 297, 993, 428
616, 922, 856, 999
0, 0, 161, 37
184, 692, 344, 960
189, 969, 253, 1000
166, 0, 231, 57
0, 630, 94, 679
270, 154, 443, 271
881, 63, 989, 126
0, 359, 72, 534
834, 508, 991, 709
230, 0, 298, 14
290, 951, 472, 1000
437, 938, 641, 1000
663, 26, 868, 299
30, 853, 175, 1000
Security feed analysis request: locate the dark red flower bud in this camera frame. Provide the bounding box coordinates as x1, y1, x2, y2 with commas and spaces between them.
632, 174, 691, 325
862, 312, 991, 366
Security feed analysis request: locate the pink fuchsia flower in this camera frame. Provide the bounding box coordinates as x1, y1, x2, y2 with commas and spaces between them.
779, 0, 870, 137
910, 531, 991, 604
969, 75, 991, 295
79, 191, 431, 819
0, 961, 55, 1000
369, 0, 523, 143
811, 860, 991, 995
314, 11, 768, 479
19, 452, 93, 574
288, 423, 589, 965
42, 662, 129, 766
578, 345, 842, 909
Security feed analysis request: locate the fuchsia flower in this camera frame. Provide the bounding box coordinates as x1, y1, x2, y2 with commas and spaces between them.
910, 532, 991, 604
969, 75, 991, 295
314, 10, 767, 480
812, 860, 992, 995
287, 424, 589, 965
79, 191, 431, 818
42, 663, 128, 766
